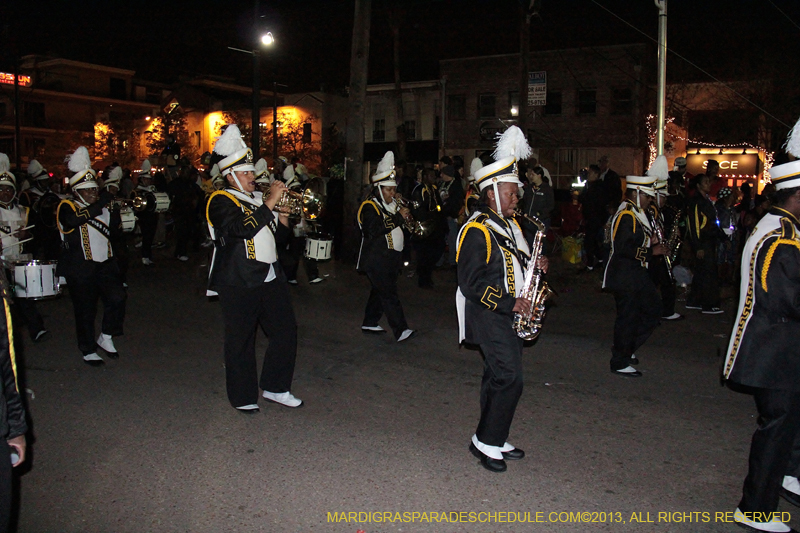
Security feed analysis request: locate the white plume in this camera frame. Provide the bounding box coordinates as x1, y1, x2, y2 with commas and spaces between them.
469, 157, 483, 178
213, 124, 247, 156
141, 159, 152, 174
375, 151, 394, 176
27, 159, 43, 176
108, 166, 123, 181
254, 158, 268, 176
493, 126, 532, 162
0, 153, 8, 175
785, 115, 800, 158
646, 155, 669, 180
283, 165, 296, 181
66, 146, 92, 173
210, 163, 221, 178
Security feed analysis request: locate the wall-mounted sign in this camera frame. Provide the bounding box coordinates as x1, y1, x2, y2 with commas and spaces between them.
528, 71, 546, 106
685, 153, 760, 176
479, 121, 504, 143
0, 73, 31, 87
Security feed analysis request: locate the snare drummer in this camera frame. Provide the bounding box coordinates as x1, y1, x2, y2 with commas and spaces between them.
0, 154, 47, 342
357, 151, 416, 342
57, 146, 126, 366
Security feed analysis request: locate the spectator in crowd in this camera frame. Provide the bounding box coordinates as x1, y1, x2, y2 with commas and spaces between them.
670, 156, 693, 192
715, 186, 738, 286
706, 160, 725, 200
598, 155, 622, 208
167, 166, 204, 262
529, 157, 552, 187
520, 164, 554, 248
686, 174, 726, 314
579, 164, 608, 270
438, 164, 464, 268
559, 186, 583, 237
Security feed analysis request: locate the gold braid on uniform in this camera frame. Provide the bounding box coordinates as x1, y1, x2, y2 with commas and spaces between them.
456, 223, 491, 264
206, 190, 242, 227
612, 211, 636, 240
761, 218, 800, 293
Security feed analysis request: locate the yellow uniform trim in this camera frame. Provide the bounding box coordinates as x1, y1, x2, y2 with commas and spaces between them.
206, 190, 242, 227
2, 300, 18, 392
480, 286, 502, 310
357, 200, 380, 225
56, 199, 77, 234
760, 218, 800, 292
612, 211, 636, 241
456, 222, 491, 264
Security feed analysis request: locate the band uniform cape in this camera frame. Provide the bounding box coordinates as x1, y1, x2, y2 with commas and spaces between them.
723, 207, 800, 390
356, 194, 406, 271
602, 199, 653, 291
455, 205, 530, 343
205, 187, 290, 291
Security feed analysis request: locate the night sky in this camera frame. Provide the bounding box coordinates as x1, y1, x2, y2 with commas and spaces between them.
2, 0, 799, 94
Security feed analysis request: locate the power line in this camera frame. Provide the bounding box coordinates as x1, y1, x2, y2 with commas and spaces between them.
767, 0, 800, 32
589, 0, 791, 129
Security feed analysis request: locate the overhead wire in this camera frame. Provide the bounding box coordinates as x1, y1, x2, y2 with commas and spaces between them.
767, 0, 800, 32
589, 0, 791, 129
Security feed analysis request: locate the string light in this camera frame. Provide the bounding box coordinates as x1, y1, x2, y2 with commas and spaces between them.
644, 114, 776, 182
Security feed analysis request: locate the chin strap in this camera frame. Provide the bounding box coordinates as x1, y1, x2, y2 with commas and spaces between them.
491, 182, 505, 219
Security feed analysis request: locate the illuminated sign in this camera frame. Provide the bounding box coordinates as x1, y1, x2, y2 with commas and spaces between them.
0, 73, 32, 87
685, 153, 760, 176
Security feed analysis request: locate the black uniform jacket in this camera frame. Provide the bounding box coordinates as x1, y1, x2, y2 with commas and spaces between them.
688, 192, 724, 249
0, 293, 26, 441
725, 209, 800, 390
411, 183, 444, 239
56, 193, 120, 278
206, 188, 290, 289
356, 194, 405, 272
457, 205, 527, 344
603, 200, 654, 292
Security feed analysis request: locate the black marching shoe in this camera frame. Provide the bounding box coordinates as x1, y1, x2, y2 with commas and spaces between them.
611, 366, 642, 378
502, 448, 525, 461
469, 443, 507, 473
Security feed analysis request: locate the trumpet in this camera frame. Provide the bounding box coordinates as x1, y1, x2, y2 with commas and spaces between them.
107, 196, 148, 212
395, 195, 434, 239
265, 184, 325, 220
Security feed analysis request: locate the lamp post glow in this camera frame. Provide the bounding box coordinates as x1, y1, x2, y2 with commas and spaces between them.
261, 32, 274, 46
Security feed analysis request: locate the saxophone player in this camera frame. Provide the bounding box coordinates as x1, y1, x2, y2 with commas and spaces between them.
646, 156, 683, 322
456, 126, 548, 473
602, 174, 667, 377
356, 151, 415, 342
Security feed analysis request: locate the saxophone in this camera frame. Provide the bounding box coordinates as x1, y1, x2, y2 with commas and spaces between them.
513, 209, 554, 340
665, 208, 683, 265
647, 206, 673, 281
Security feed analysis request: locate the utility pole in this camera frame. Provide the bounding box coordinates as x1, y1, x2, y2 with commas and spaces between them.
343, 0, 372, 260
252, 0, 261, 157
517, 1, 532, 136
655, 0, 667, 156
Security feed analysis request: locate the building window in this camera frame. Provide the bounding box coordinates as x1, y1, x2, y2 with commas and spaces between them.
110, 77, 126, 100
194, 131, 201, 148
577, 90, 597, 115
508, 91, 520, 117
544, 91, 562, 116
478, 94, 496, 118
302, 123, 312, 144
134, 86, 146, 102
448, 95, 466, 120
611, 87, 633, 115
22, 102, 45, 128
404, 120, 416, 141
24, 137, 46, 158
373, 119, 385, 142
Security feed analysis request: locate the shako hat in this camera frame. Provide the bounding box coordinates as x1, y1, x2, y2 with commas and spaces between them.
139, 159, 152, 178
770, 116, 800, 190
473, 126, 530, 191
0, 153, 15, 190
371, 151, 396, 187
27, 159, 49, 181
626, 174, 657, 197
213, 124, 255, 176
104, 166, 123, 189
467, 157, 483, 185
66, 146, 97, 190
647, 155, 670, 195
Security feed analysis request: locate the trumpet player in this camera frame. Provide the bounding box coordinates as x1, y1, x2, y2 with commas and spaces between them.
357, 151, 416, 342
206, 125, 302, 413
646, 156, 683, 322
456, 126, 547, 473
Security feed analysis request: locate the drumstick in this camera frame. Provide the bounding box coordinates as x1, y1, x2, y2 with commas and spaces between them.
2, 237, 32, 251
4, 225, 35, 237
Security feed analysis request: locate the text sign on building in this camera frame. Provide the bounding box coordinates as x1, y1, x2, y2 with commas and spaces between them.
528, 71, 546, 106
0, 73, 31, 87
686, 154, 760, 176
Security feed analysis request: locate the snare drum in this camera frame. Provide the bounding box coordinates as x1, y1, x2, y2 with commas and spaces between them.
12, 260, 60, 299
304, 232, 333, 261
120, 207, 136, 232
152, 192, 171, 213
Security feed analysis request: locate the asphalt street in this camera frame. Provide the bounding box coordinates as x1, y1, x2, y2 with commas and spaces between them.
10, 247, 791, 533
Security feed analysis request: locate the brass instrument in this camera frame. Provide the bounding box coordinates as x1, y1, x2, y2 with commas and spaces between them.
395, 195, 434, 239
264, 184, 325, 220
107, 195, 148, 212
665, 209, 683, 265
513, 209, 554, 340
647, 207, 673, 281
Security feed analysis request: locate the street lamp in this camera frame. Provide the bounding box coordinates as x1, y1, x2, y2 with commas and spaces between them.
228, 31, 274, 158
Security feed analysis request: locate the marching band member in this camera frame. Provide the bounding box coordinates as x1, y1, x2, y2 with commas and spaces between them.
278, 163, 322, 284
356, 151, 415, 342
0, 154, 47, 342
602, 173, 666, 377
134, 159, 158, 266
57, 147, 126, 366
410, 167, 444, 288
456, 126, 546, 473
21, 159, 61, 261
206, 125, 302, 413
103, 166, 130, 286
646, 156, 683, 321
254, 158, 271, 197
462, 157, 481, 220
723, 145, 800, 533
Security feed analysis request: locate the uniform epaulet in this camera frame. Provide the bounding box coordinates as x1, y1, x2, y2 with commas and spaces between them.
761, 217, 800, 292
612, 209, 636, 241
457, 219, 491, 264
56, 199, 77, 234
357, 199, 380, 224
206, 190, 241, 227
